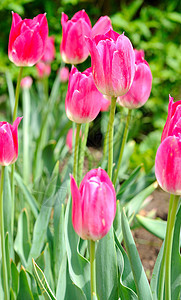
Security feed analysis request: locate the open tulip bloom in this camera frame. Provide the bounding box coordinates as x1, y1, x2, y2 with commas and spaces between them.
8, 12, 48, 66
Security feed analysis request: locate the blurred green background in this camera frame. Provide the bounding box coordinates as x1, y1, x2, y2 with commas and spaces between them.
0, 0, 181, 173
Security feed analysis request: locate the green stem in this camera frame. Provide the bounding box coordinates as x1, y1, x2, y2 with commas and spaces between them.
11, 66, 23, 238
113, 109, 131, 186
90, 240, 96, 300
102, 117, 109, 163
0, 166, 9, 300
78, 123, 89, 185
73, 123, 81, 181
107, 96, 117, 179
23, 88, 31, 184
165, 194, 180, 300
13, 67, 23, 122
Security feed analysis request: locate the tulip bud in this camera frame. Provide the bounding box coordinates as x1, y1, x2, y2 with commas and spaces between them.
59, 67, 69, 82
70, 168, 116, 241
0, 117, 22, 166
36, 62, 51, 78
8, 12, 48, 67
100, 95, 111, 112
155, 96, 181, 195
117, 49, 152, 109
65, 66, 103, 123
21, 76, 33, 89
86, 29, 135, 97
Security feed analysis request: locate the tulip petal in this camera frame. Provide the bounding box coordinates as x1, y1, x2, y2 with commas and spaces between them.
91, 16, 112, 38
11, 117, 22, 162
70, 175, 82, 236
0, 125, 15, 166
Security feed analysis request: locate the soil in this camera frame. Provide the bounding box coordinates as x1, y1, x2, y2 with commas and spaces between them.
132, 188, 170, 281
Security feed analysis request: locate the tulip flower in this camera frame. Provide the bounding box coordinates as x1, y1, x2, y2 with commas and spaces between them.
65, 66, 103, 123
21, 76, 33, 89
155, 96, 181, 195
59, 67, 69, 82
8, 12, 48, 66
60, 10, 112, 64
41, 36, 55, 63
100, 95, 111, 112
86, 29, 135, 97
117, 49, 152, 109
36, 62, 51, 78
70, 168, 116, 241
0, 117, 22, 166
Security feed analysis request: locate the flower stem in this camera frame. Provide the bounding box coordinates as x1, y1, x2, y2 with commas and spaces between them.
78, 123, 89, 185
165, 194, 180, 300
102, 116, 109, 163
90, 240, 96, 300
73, 123, 81, 181
113, 109, 131, 186
13, 66, 23, 122
23, 88, 31, 184
0, 166, 9, 300
11, 66, 23, 238
108, 96, 117, 179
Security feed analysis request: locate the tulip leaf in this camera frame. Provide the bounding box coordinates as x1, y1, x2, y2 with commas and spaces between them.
150, 243, 164, 299
136, 214, 166, 240
5, 233, 10, 291
14, 208, 31, 266
11, 260, 19, 296
44, 243, 55, 293
121, 209, 153, 300
53, 203, 65, 287
27, 162, 59, 270
32, 259, 57, 300
14, 171, 39, 218
56, 254, 87, 300
3, 166, 14, 259
96, 226, 119, 300
17, 267, 34, 300
65, 197, 90, 299
125, 181, 157, 218
171, 203, 181, 299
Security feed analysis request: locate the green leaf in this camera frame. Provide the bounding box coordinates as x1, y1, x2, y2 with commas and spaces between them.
96, 226, 119, 300
136, 214, 166, 240
27, 162, 59, 270
10, 260, 19, 295
121, 209, 153, 300
150, 243, 164, 299
5, 233, 10, 291
56, 254, 87, 300
3, 166, 14, 259
44, 243, 55, 293
53, 203, 65, 287
125, 182, 157, 218
32, 259, 57, 300
65, 197, 90, 299
171, 203, 181, 299
14, 208, 31, 266
17, 267, 34, 300
14, 172, 39, 218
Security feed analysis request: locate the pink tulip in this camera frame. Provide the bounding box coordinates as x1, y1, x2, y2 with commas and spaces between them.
155, 96, 181, 195
86, 29, 135, 97
36, 62, 51, 78
8, 12, 48, 67
0, 117, 22, 166
21, 76, 33, 89
66, 128, 82, 151
117, 49, 152, 109
70, 168, 116, 241
41, 36, 55, 63
59, 67, 69, 82
65, 66, 103, 123
60, 10, 112, 64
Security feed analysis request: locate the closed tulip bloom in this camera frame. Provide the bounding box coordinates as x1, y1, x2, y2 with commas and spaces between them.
155, 96, 181, 195
100, 95, 111, 112
65, 66, 103, 123
41, 36, 55, 63
60, 11, 112, 65
21, 76, 33, 89
70, 168, 116, 241
117, 49, 152, 108
36, 62, 51, 78
59, 67, 69, 82
8, 12, 48, 67
0, 117, 22, 166
86, 29, 135, 97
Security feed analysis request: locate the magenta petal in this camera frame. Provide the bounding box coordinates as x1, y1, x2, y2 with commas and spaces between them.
91, 16, 112, 38
155, 136, 181, 195
70, 175, 82, 236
